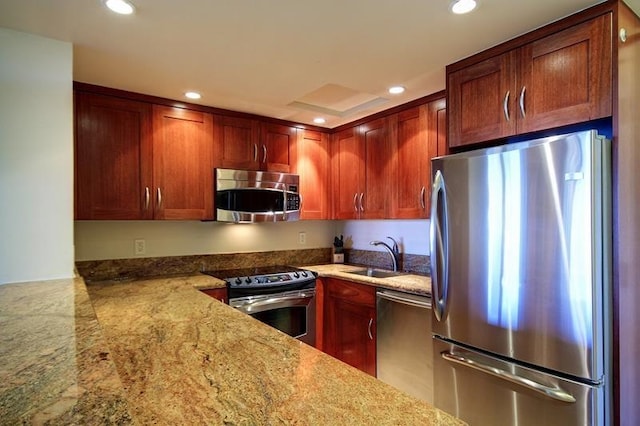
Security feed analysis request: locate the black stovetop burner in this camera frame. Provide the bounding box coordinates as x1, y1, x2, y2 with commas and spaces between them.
201, 265, 317, 298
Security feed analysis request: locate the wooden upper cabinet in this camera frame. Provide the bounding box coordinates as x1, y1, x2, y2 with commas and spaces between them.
448, 52, 517, 147
152, 105, 214, 220
518, 15, 612, 134
293, 129, 330, 220
448, 14, 612, 148
214, 115, 260, 170
332, 127, 364, 219
389, 97, 446, 219
261, 123, 296, 172
360, 118, 390, 219
213, 117, 295, 172
75, 92, 153, 220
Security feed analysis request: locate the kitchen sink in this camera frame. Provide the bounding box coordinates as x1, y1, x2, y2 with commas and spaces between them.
346, 268, 408, 279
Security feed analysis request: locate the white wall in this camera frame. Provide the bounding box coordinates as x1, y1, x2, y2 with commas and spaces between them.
74, 219, 430, 261
75, 220, 338, 261
0, 28, 74, 284
336, 219, 430, 256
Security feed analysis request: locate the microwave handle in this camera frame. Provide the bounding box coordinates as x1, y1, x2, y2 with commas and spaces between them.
282, 184, 287, 221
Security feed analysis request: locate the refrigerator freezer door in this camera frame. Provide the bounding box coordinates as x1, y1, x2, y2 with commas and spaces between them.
430, 130, 610, 381
433, 338, 606, 426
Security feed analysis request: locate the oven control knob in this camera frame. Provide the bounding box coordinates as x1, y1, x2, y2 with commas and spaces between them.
245, 277, 252, 284
293, 272, 299, 278
301, 271, 308, 277
234, 278, 242, 285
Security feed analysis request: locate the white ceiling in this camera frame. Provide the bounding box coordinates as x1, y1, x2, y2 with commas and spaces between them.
0, 0, 636, 128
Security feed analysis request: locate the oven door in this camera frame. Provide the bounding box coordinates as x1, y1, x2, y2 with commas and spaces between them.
230, 289, 316, 346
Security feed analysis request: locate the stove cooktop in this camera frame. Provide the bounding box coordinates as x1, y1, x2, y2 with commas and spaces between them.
202, 265, 316, 291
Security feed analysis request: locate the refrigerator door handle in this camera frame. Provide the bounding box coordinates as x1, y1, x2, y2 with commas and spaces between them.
430, 170, 450, 321
442, 351, 577, 403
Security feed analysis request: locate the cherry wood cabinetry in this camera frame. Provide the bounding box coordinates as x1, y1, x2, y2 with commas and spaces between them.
448, 14, 612, 148
200, 288, 228, 304
75, 93, 153, 220
322, 278, 376, 376
152, 105, 214, 220
331, 118, 390, 219
292, 129, 330, 219
75, 92, 214, 220
389, 96, 446, 219
214, 117, 295, 172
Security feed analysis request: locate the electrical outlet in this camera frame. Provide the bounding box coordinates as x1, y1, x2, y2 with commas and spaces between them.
298, 232, 307, 245
134, 239, 146, 255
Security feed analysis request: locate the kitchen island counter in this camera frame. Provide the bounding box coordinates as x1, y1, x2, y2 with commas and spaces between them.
1, 273, 460, 425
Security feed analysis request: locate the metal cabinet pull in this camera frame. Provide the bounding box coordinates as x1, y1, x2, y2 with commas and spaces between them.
367, 318, 374, 340
144, 187, 150, 210
156, 187, 162, 209
359, 193, 364, 212
262, 145, 267, 163
420, 186, 426, 210
442, 351, 576, 403
503, 90, 510, 121
253, 143, 258, 162
519, 86, 526, 118
353, 193, 359, 212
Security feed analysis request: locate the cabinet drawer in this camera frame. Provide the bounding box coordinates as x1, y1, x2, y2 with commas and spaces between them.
326, 278, 375, 305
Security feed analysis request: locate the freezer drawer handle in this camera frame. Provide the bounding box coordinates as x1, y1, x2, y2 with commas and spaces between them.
442, 351, 577, 403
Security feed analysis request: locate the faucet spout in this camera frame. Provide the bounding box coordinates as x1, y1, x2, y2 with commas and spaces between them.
369, 237, 400, 271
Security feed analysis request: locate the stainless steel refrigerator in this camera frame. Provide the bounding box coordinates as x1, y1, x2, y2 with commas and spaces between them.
429, 130, 612, 426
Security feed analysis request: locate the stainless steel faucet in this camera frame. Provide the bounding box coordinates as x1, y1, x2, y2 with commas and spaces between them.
370, 237, 400, 271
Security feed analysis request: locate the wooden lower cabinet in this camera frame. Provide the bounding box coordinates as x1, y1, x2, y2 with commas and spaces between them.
321, 278, 376, 376
200, 288, 228, 304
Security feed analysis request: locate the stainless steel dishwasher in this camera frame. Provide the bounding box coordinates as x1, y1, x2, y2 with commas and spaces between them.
376, 289, 433, 403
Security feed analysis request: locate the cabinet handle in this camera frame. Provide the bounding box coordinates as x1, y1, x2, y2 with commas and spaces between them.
359, 193, 364, 212
144, 187, 150, 210
367, 318, 374, 340
420, 186, 426, 210
262, 145, 267, 163
519, 86, 526, 118
253, 143, 258, 162
503, 90, 510, 122
353, 193, 359, 212
156, 187, 162, 209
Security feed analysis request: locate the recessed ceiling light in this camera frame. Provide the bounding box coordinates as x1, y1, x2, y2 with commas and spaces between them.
185, 91, 202, 100
450, 0, 477, 14
104, 0, 135, 15
313, 117, 326, 124
388, 86, 405, 95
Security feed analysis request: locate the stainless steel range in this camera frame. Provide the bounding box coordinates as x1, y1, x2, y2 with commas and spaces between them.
202, 266, 317, 346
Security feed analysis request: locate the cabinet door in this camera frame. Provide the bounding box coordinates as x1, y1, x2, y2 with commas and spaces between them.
331, 127, 363, 219
294, 129, 330, 220
518, 14, 612, 134
261, 123, 296, 172
152, 105, 214, 220
323, 279, 376, 376
389, 106, 429, 219
200, 288, 228, 304
215, 115, 260, 170
360, 118, 390, 219
75, 92, 153, 220
448, 51, 517, 147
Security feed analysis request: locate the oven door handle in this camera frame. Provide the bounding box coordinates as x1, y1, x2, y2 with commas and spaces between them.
234, 293, 314, 314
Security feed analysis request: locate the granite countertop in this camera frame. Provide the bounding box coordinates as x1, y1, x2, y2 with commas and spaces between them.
304, 263, 432, 296
0, 278, 132, 424
1, 272, 458, 425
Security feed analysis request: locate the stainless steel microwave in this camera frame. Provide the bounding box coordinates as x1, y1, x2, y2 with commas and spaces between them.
215, 168, 301, 223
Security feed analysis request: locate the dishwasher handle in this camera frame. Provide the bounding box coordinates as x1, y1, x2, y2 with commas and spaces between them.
377, 290, 431, 309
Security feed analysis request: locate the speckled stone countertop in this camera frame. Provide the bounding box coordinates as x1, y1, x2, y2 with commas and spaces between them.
87, 274, 461, 425
304, 263, 432, 296
0, 278, 132, 424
